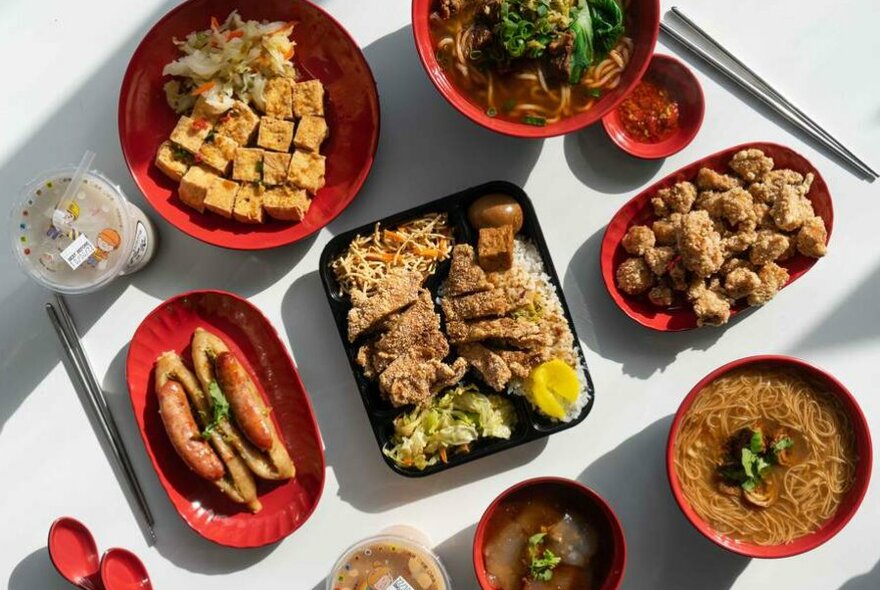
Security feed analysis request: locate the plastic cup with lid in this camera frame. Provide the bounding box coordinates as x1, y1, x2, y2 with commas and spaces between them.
10, 151, 157, 294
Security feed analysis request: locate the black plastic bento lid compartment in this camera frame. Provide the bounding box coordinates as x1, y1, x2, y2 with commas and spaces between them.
319, 180, 596, 477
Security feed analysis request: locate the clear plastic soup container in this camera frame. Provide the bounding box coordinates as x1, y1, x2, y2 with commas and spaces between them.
328, 533, 451, 590
10, 166, 156, 294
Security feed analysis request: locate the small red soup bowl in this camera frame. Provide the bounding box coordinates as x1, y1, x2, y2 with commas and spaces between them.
602, 53, 704, 158
473, 477, 627, 589
412, 0, 660, 138
666, 355, 873, 558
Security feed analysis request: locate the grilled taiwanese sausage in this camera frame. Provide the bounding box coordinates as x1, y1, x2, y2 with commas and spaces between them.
215, 352, 274, 451
157, 380, 225, 481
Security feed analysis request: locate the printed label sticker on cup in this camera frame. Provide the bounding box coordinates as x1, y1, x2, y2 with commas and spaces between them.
389, 577, 416, 590
60, 234, 96, 270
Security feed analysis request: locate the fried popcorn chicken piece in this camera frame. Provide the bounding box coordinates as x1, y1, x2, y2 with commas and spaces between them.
729, 148, 774, 182
778, 234, 798, 261
722, 225, 758, 255
648, 280, 674, 307
750, 169, 813, 206
747, 262, 790, 306
690, 282, 732, 326
724, 267, 761, 299
720, 188, 757, 226
616, 257, 654, 295
696, 167, 741, 191
719, 258, 750, 276
678, 210, 724, 278
749, 230, 790, 265
797, 216, 828, 258
668, 259, 689, 291
651, 196, 669, 217
694, 190, 724, 218
644, 246, 675, 276
753, 201, 774, 229
652, 213, 681, 245
656, 181, 697, 214
622, 225, 656, 255
770, 184, 814, 231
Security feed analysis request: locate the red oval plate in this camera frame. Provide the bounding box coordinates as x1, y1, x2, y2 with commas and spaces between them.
119, 0, 380, 250
667, 355, 872, 558
126, 290, 325, 547
600, 142, 833, 331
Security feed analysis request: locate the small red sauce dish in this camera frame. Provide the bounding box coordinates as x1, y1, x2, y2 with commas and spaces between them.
473, 477, 626, 590
411, 0, 660, 138
666, 356, 873, 559
602, 53, 704, 159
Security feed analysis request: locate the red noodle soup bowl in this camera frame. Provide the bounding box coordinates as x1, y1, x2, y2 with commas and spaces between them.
666, 355, 873, 558
412, 0, 660, 138
473, 477, 627, 589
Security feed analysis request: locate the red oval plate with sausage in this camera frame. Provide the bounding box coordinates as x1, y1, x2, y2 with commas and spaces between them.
126, 290, 325, 547
600, 142, 833, 331
119, 0, 380, 250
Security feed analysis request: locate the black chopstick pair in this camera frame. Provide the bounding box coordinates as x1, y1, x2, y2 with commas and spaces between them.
661, 6, 877, 181
46, 294, 156, 544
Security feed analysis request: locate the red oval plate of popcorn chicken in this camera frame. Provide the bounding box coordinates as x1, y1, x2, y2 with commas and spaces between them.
119, 0, 380, 250
600, 142, 833, 331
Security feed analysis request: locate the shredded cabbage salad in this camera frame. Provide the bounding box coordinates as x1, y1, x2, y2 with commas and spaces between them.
384, 384, 517, 470
162, 11, 297, 114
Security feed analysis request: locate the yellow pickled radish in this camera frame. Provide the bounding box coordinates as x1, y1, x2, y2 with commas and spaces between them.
525, 359, 580, 418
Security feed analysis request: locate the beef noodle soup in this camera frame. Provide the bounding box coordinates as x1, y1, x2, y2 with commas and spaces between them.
673, 365, 858, 546
430, 0, 633, 126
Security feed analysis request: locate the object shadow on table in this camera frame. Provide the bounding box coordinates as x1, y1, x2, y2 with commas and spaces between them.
436, 523, 479, 588
563, 126, 664, 195
101, 345, 277, 573
563, 226, 745, 379
8, 548, 72, 590
326, 25, 544, 237
839, 559, 880, 590
281, 271, 547, 513
795, 261, 880, 352
579, 416, 749, 589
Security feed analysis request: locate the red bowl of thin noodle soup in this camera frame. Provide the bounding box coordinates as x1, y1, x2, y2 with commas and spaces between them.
667, 355, 872, 558
412, 0, 660, 138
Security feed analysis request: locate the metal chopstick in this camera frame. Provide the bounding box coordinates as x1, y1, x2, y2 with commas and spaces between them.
46, 300, 156, 544
669, 6, 878, 180
659, 21, 877, 181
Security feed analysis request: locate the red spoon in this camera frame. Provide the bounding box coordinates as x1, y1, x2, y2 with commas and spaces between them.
47, 517, 103, 590
100, 548, 153, 590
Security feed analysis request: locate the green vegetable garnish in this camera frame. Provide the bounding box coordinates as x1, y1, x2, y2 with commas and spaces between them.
718, 428, 795, 493
201, 380, 230, 440
522, 115, 547, 126
588, 87, 602, 98
487, 107, 498, 117
569, 0, 624, 84
772, 437, 794, 454
527, 531, 561, 581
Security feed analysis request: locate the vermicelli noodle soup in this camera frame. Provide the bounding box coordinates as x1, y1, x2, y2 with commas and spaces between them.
673, 366, 857, 546
430, 0, 633, 126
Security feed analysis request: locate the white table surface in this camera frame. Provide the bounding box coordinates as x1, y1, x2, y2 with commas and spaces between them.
2, 0, 879, 588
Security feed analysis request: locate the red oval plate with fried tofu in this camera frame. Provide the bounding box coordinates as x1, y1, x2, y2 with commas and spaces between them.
126, 290, 325, 547
600, 142, 833, 331
119, 0, 380, 250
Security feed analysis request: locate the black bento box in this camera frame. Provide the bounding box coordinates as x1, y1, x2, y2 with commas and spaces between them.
319, 181, 596, 476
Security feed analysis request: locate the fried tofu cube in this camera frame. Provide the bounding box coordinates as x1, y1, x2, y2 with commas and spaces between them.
263, 77, 293, 119
293, 116, 329, 152
197, 134, 238, 174
203, 178, 241, 218
262, 152, 292, 185
178, 165, 219, 213
170, 115, 212, 154
233, 183, 265, 224
477, 225, 514, 272
292, 79, 325, 117
215, 100, 260, 145
191, 94, 230, 122
263, 185, 310, 221
232, 148, 265, 182
287, 150, 326, 194
155, 140, 191, 181
257, 117, 294, 152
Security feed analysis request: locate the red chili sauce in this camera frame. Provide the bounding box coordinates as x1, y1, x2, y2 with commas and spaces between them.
617, 80, 680, 143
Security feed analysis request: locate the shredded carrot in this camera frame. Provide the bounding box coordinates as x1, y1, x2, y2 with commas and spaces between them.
226, 29, 244, 40
210, 16, 220, 31
439, 447, 448, 464
283, 46, 295, 60
383, 230, 407, 243
414, 246, 442, 258
365, 252, 396, 263
190, 80, 216, 96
